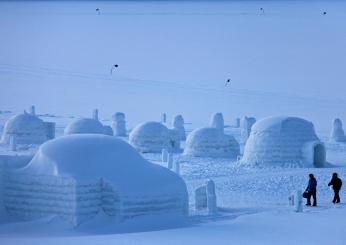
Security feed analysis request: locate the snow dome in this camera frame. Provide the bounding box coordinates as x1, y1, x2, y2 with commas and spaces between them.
1, 111, 53, 145
129, 122, 171, 153
184, 127, 240, 158
6, 135, 188, 225
64, 118, 106, 135
240, 116, 326, 167
330, 118, 346, 142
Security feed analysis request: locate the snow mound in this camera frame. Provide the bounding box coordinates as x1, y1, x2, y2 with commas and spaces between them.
64, 118, 106, 135
184, 127, 240, 158
330, 118, 346, 142
6, 134, 188, 226
1, 111, 52, 145
240, 116, 326, 167
129, 121, 171, 153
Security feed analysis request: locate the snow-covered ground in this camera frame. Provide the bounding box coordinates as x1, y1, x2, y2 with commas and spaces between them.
1, 0, 346, 244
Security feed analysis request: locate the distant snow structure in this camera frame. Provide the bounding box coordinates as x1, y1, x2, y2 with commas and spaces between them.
330, 118, 346, 142
112, 112, 127, 136
210, 113, 224, 133
241, 116, 256, 142
240, 116, 326, 168
172, 115, 186, 141
184, 127, 240, 158
1, 107, 55, 146
103, 125, 114, 136
3, 135, 188, 226
129, 122, 170, 153
64, 109, 108, 136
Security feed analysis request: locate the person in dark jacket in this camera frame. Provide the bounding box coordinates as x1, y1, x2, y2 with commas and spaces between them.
328, 173, 342, 204
306, 173, 317, 206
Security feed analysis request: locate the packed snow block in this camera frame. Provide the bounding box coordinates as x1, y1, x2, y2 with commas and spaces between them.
184, 127, 240, 158
64, 118, 106, 135
206, 180, 217, 215
172, 115, 186, 141
210, 113, 224, 133
0, 162, 5, 217
168, 129, 181, 152
1, 111, 51, 145
44, 122, 55, 140
240, 116, 326, 168
112, 112, 127, 137
4, 174, 78, 223
294, 190, 303, 212
6, 135, 189, 226
161, 113, 167, 124
162, 148, 168, 163
195, 186, 207, 210
129, 122, 171, 153
240, 116, 256, 142
330, 118, 346, 142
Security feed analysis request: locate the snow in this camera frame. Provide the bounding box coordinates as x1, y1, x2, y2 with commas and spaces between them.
184, 127, 240, 158
172, 115, 186, 141
1, 112, 51, 145
3, 134, 188, 226
64, 118, 106, 135
210, 113, 224, 133
129, 121, 171, 153
330, 118, 346, 143
112, 112, 127, 136
1, 0, 346, 243
241, 116, 326, 167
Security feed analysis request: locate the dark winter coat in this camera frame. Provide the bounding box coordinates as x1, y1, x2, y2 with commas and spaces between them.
328, 177, 342, 191
306, 178, 317, 192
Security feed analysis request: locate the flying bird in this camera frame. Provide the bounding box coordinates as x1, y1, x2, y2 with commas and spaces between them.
225, 79, 231, 86
96, 8, 101, 14
110, 64, 119, 74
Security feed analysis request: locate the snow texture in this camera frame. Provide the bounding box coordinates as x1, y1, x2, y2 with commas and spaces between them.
240, 116, 256, 143
241, 116, 326, 167
1, 111, 52, 145
64, 118, 106, 135
210, 113, 224, 133
129, 122, 171, 153
184, 127, 240, 158
3, 134, 188, 226
112, 112, 127, 137
172, 115, 186, 141
330, 118, 346, 143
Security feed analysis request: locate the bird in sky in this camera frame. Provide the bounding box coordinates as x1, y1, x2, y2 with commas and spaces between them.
110, 64, 119, 74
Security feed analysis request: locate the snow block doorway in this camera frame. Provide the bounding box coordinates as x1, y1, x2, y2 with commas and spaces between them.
313, 144, 325, 168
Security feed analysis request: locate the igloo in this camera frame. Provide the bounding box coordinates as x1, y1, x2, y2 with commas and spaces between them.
210, 113, 224, 133
129, 121, 172, 153
172, 115, 186, 141
64, 109, 112, 136
1, 109, 54, 146
3, 134, 188, 226
330, 118, 346, 142
240, 116, 326, 167
184, 127, 240, 158
112, 112, 127, 136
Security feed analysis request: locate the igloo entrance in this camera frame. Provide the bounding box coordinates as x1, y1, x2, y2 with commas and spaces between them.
313, 144, 325, 168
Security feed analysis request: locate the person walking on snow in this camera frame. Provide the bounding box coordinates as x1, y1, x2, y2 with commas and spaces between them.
328, 173, 342, 204
305, 174, 317, 206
